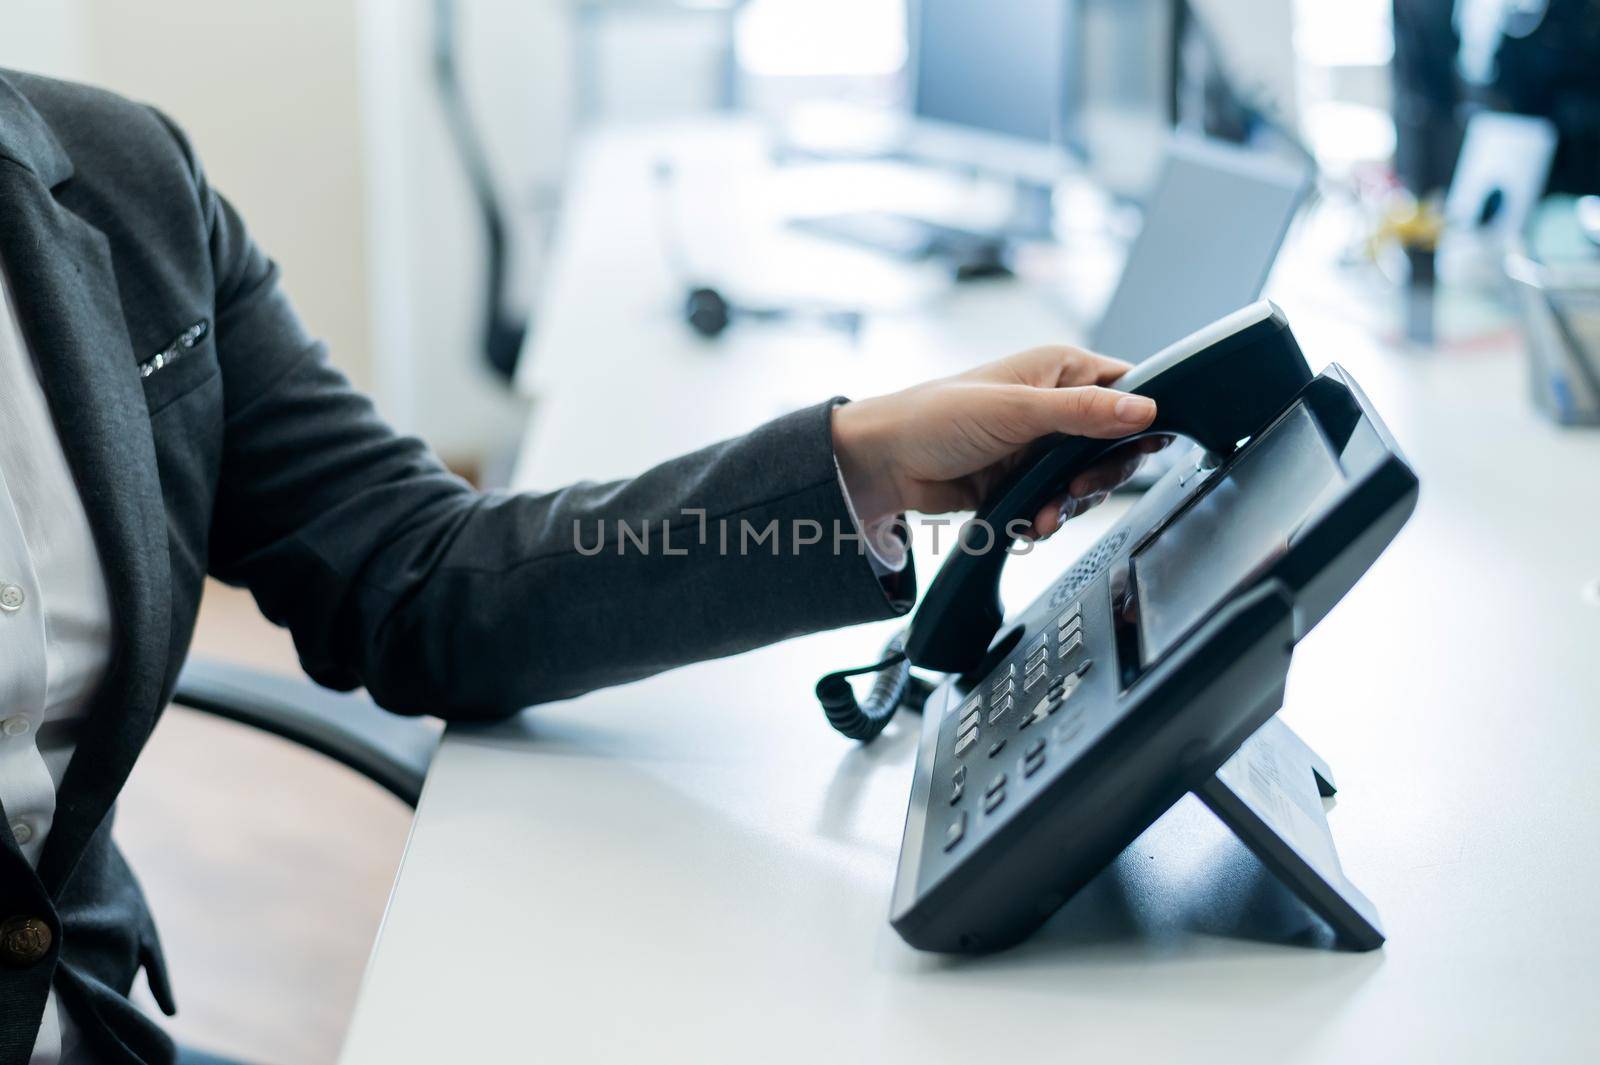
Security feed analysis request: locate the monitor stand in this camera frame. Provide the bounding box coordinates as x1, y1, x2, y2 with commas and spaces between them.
1193, 714, 1386, 950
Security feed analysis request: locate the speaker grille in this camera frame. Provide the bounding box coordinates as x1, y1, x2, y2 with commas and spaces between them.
1047, 530, 1128, 610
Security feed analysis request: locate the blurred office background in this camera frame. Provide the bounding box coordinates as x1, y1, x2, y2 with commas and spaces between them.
5, 0, 1595, 471
2, 1, 1597, 1062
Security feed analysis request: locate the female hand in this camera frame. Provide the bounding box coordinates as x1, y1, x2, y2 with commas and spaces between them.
832, 345, 1168, 540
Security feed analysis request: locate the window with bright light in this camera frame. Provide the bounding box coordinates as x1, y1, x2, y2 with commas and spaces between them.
735, 0, 908, 78
1293, 0, 1393, 67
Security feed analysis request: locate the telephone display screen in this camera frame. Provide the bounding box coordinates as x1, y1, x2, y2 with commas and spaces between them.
1133, 403, 1343, 664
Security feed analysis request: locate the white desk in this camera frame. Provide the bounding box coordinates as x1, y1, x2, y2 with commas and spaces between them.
340, 121, 1600, 1063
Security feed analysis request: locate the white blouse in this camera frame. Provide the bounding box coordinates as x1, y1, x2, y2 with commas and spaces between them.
0, 264, 113, 1064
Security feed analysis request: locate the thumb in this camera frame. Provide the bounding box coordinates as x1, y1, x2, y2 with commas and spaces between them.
1029, 385, 1157, 439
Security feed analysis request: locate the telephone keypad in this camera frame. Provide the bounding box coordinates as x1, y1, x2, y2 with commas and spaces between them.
936, 600, 1094, 863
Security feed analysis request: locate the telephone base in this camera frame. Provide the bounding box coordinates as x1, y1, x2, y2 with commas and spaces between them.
1195, 715, 1384, 951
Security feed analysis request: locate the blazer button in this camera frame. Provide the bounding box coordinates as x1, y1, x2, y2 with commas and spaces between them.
0, 916, 52, 967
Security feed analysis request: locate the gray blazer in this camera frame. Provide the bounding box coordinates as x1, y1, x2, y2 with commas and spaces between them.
0, 70, 909, 1065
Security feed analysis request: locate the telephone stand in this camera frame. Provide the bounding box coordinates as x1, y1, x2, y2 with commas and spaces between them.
1193, 715, 1385, 950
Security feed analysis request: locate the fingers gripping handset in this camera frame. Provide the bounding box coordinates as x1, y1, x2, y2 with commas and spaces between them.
904, 301, 1314, 674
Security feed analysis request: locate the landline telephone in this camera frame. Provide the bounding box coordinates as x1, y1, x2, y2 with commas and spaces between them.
823, 302, 1419, 954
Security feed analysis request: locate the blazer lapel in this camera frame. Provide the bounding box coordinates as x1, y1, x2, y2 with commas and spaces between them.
0, 82, 173, 895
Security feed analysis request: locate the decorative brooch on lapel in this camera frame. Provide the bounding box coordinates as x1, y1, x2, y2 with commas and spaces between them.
139, 318, 210, 378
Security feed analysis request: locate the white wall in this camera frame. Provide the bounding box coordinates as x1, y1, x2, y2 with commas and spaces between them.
0, 0, 376, 397
0, 0, 89, 79
1, 0, 571, 464
3, 0, 377, 393
91, 1, 376, 396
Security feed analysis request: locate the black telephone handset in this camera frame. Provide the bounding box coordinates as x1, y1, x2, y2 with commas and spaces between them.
904, 301, 1314, 674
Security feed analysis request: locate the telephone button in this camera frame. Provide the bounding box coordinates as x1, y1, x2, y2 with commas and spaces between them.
987, 693, 1014, 724
958, 707, 981, 735
1052, 716, 1086, 747
1023, 662, 1048, 691
943, 812, 967, 851
987, 737, 1006, 759
985, 772, 1007, 798
1019, 697, 1050, 730
954, 729, 979, 758
983, 788, 1006, 814
1047, 673, 1080, 713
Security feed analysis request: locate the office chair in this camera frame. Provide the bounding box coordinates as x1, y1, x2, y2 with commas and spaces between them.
171, 658, 439, 807
165, 658, 441, 1065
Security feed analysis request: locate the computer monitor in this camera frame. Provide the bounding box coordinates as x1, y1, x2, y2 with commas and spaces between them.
906, 0, 1074, 187
1069, 0, 1181, 199
1090, 135, 1312, 363
788, 1, 1074, 271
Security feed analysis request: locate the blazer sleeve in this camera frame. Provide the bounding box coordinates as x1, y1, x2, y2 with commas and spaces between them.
171, 128, 914, 719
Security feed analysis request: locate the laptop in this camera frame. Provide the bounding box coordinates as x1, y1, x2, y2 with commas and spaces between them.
1092, 135, 1312, 487
1444, 111, 1557, 238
